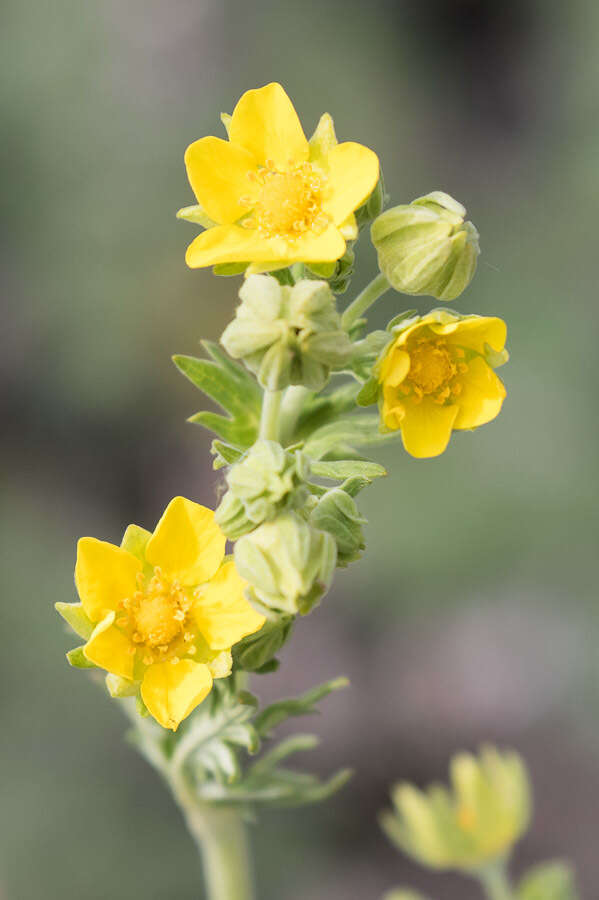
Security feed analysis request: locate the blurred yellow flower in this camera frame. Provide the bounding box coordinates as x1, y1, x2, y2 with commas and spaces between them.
381, 746, 531, 873
179, 83, 379, 270
378, 310, 508, 458
65, 497, 264, 730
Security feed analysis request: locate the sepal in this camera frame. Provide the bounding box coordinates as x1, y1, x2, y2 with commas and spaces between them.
176, 204, 216, 228
233, 616, 293, 672
66, 646, 97, 668
55, 602, 94, 640
106, 674, 138, 698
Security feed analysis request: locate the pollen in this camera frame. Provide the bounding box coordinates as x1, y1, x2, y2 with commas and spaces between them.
395, 336, 471, 406
244, 162, 331, 240
115, 570, 195, 665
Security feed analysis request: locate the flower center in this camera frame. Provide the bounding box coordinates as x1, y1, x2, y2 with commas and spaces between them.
242, 161, 330, 240
400, 337, 469, 405
408, 342, 456, 394
117, 568, 197, 666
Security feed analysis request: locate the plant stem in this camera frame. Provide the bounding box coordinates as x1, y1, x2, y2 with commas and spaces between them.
175, 780, 255, 900
478, 861, 515, 900
341, 272, 390, 331
259, 389, 283, 440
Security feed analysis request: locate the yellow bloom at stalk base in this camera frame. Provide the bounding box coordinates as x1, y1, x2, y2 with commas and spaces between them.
380, 746, 531, 873
179, 83, 379, 271
57, 497, 265, 730
378, 310, 508, 458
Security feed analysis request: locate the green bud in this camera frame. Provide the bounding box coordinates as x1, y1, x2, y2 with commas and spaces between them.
234, 512, 337, 616
221, 275, 353, 390
371, 191, 479, 301
310, 488, 366, 566
215, 440, 310, 539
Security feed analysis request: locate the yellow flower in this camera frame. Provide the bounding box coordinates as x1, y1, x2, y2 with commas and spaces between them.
66, 497, 265, 730
378, 310, 508, 458
380, 746, 531, 873
179, 83, 379, 270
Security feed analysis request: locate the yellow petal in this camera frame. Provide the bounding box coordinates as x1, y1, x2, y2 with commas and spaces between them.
400, 398, 459, 458
83, 612, 135, 679
454, 357, 506, 429
146, 497, 225, 586
322, 142, 379, 225
229, 82, 309, 169
186, 225, 286, 267
186, 223, 345, 268
379, 348, 410, 386
75, 537, 141, 622
184, 136, 259, 225
434, 316, 507, 354
193, 560, 265, 650
285, 224, 346, 263
381, 391, 406, 431
141, 660, 213, 731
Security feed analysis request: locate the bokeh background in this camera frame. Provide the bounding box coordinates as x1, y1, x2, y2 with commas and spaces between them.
2, 0, 598, 897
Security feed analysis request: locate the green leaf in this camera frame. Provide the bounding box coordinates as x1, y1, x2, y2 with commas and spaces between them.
55, 602, 94, 640
310, 459, 386, 481
187, 412, 257, 448
304, 416, 397, 460
249, 734, 319, 776
66, 646, 96, 668
174, 341, 261, 449
254, 676, 349, 737
517, 862, 580, 900
200, 764, 352, 808
288, 382, 360, 444
173, 354, 260, 421
178, 689, 261, 787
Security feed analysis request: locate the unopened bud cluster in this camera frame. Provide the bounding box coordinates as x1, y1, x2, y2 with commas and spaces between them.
215, 440, 310, 539
221, 275, 353, 391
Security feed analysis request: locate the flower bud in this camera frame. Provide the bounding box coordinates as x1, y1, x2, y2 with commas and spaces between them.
310, 488, 366, 565
215, 441, 310, 539
221, 275, 353, 390
371, 191, 479, 301
234, 512, 337, 616
381, 745, 531, 873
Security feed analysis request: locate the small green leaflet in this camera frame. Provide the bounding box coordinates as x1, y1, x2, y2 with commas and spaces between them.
173, 341, 261, 449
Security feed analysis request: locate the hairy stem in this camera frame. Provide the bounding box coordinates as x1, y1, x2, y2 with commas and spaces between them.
341, 272, 390, 331
259, 389, 284, 441
478, 861, 515, 900
175, 776, 255, 900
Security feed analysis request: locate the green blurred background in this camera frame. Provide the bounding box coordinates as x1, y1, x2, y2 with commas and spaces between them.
2, 0, 598, 897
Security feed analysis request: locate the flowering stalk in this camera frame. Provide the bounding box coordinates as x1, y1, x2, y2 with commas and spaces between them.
259, 388, 283, 440
341, 271, 390, 331
477, 862, 514, 900
55, 82, 556, 900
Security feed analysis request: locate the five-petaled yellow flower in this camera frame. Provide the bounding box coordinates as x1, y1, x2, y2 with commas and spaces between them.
68, 497, 264, 730
379, 311, 508, 458
180, 82, 379, 270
